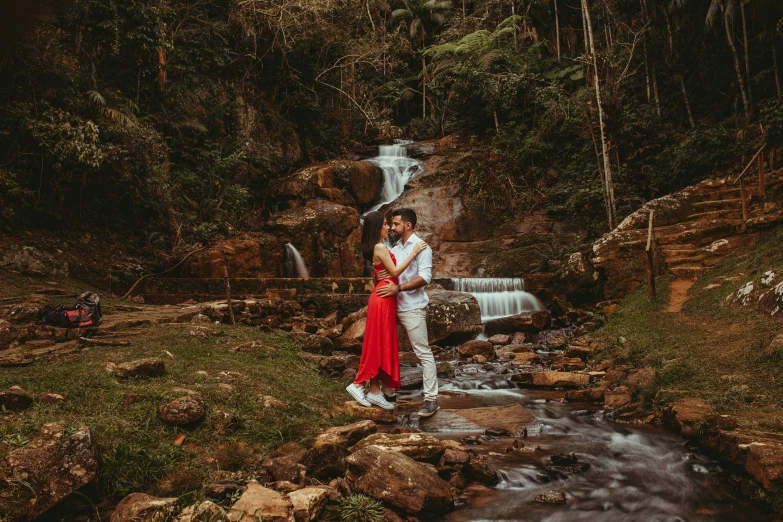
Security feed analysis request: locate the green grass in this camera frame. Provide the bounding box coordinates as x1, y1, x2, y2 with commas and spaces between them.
594, 226, 783, 425
0, 322, 349, 500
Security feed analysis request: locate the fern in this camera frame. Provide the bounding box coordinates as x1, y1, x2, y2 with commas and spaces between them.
338, 494, 385, 522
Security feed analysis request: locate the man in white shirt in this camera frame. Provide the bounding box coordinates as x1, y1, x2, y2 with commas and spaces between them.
376, 208, 439, 417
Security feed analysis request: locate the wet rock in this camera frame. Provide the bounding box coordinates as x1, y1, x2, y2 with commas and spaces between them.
351, 433, 446, 461
666, 398, 713, 439
565, 387, 606, 403
549, 252, 597, 305
158, 396, 206, 426
716, 430, 783, 492
510, 352, 541, 365
458, 340, 495, 360
400, 372, 424, 390
0, 385, 34, 411
565, 342, 594, 360
465, 459, 499, 485
342, 401, 396, 423
442, 448, 471, 465
345, 446, 454, 516
1, 426, 98, 520
484, 311, 551, 335
551, 356, 586, 371
512, 371, 589, 388
112, 358, 166, 379
111, 493, 179, 522
227, 481, 293, 522
426, 287, 482, 344
425, 404, 534, 436
314, 420, 377, 447
174, 501, 226, 522
510, 332, 527, 344
290, 333, 333, 354
288, 487, 329, 522
551, 453, 578, 466
487, 334, 510, 345
302, 443, 349, 481
535, 490, 566, 503
496, 344, 532, 357
436, 361, 454, 377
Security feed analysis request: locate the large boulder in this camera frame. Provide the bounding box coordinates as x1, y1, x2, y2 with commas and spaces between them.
725, 271, 783, 317
512, 371, 589, 388
484, 311, 551, 336
421, 404, 534, 436
266, 199, 363, 277
111, 493, 179, 522
425, 287, 482, 345
350, 433, 446, 461
227, 482, 293, 522
313, 420, 377, 447
302, 443, 349, 481
1, 426, 98, 520
174, 501, 226, 522
345, 446, 454, 516
665, 398, 713, 439
185, 233, 285, 278
268, 160, 383, 208
0, 244, 69, 278
458, 340, 495, 360
287, 487, 329, 522
0, 385, 34, 411
548, 252, 598, 305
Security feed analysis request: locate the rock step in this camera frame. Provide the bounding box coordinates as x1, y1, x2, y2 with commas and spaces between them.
662, 251, 709, 264
669, 265, 708, 278
684, 209, 742, 222
690, 198, 743, 212
656, 221, 743, 245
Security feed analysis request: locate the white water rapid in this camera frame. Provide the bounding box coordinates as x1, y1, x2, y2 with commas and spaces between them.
284, 243, 309, 278
364, 140, 424, 213
451, 277, 544, 322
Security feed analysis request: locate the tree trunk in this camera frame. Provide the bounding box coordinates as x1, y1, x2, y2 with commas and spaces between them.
680, 76, 696, 128
421, 55, 427, 120
582, 3, 589, 53
740, 2, 752, 108
583, 0, 615, 230
554, 0, 561, 61
774, 35, 782, 102
652, 67, 662, 117
643, 39, 651, 103
724, 12, 752, 122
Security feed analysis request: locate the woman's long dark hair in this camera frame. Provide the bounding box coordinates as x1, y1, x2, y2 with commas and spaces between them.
361, 211, 386, 262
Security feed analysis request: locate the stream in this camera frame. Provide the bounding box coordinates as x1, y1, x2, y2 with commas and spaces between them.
395, 358, 774, 522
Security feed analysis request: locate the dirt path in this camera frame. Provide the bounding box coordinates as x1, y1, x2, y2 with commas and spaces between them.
667, 278, 695, 313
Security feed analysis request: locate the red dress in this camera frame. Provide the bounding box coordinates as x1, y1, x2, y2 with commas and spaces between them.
354, 252, 401, 390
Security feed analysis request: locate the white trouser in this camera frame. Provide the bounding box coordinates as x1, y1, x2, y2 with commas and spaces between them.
397, 307, 438, 402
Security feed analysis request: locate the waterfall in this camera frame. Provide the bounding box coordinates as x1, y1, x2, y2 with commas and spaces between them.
451, 278, 544, 322
284, 243, 309, 278
364, 140, 424, 213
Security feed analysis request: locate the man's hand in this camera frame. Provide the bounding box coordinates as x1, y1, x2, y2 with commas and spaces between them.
377, 269, 391, 280
376, 282, 399, 298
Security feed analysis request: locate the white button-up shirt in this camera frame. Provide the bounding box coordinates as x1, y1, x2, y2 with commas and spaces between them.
390, 233, 432, 312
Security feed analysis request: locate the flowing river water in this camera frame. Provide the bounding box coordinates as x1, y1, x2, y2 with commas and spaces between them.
395, 360, 774, 522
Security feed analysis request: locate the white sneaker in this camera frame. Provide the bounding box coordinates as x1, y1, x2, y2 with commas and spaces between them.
346, 383, 371, 407
366, 392, 395, 410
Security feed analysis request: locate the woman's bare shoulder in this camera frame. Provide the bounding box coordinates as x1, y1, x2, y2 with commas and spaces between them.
373, 243, 388, 254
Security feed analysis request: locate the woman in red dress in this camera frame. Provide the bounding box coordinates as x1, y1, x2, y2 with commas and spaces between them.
346, 211, 427, 409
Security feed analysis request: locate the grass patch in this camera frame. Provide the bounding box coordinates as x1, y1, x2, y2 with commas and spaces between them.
595, 226, 783, 423
0, 321, 349, 500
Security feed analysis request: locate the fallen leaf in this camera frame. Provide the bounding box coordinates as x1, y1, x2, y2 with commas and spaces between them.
174, 434, 185, 446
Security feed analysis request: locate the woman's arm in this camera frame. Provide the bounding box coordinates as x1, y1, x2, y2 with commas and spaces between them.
374, 242, 427, 277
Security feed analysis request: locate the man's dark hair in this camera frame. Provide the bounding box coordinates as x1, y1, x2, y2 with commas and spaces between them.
392, 208, 417, 229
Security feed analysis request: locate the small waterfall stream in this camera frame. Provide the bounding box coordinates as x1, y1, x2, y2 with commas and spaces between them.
364, 140, 424, 213
452, 277, 545, 322
284, 243, 309, 278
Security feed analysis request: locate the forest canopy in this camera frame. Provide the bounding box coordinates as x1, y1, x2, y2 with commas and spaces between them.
1, 0, 782, 243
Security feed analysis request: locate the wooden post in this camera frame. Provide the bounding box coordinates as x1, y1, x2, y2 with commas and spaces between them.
759, 150, 766, 196
646, 210, 656, 300
740, 177, 749, 222
224, 266, 235, 325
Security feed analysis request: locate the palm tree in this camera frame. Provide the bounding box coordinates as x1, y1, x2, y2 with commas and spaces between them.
391, 0, 452, 118
705, 0, 753, 122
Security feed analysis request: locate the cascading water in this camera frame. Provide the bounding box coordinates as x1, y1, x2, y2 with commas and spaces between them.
284, 243, 309, 278
451, 277, 544, 322
364, 140, 424, 214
